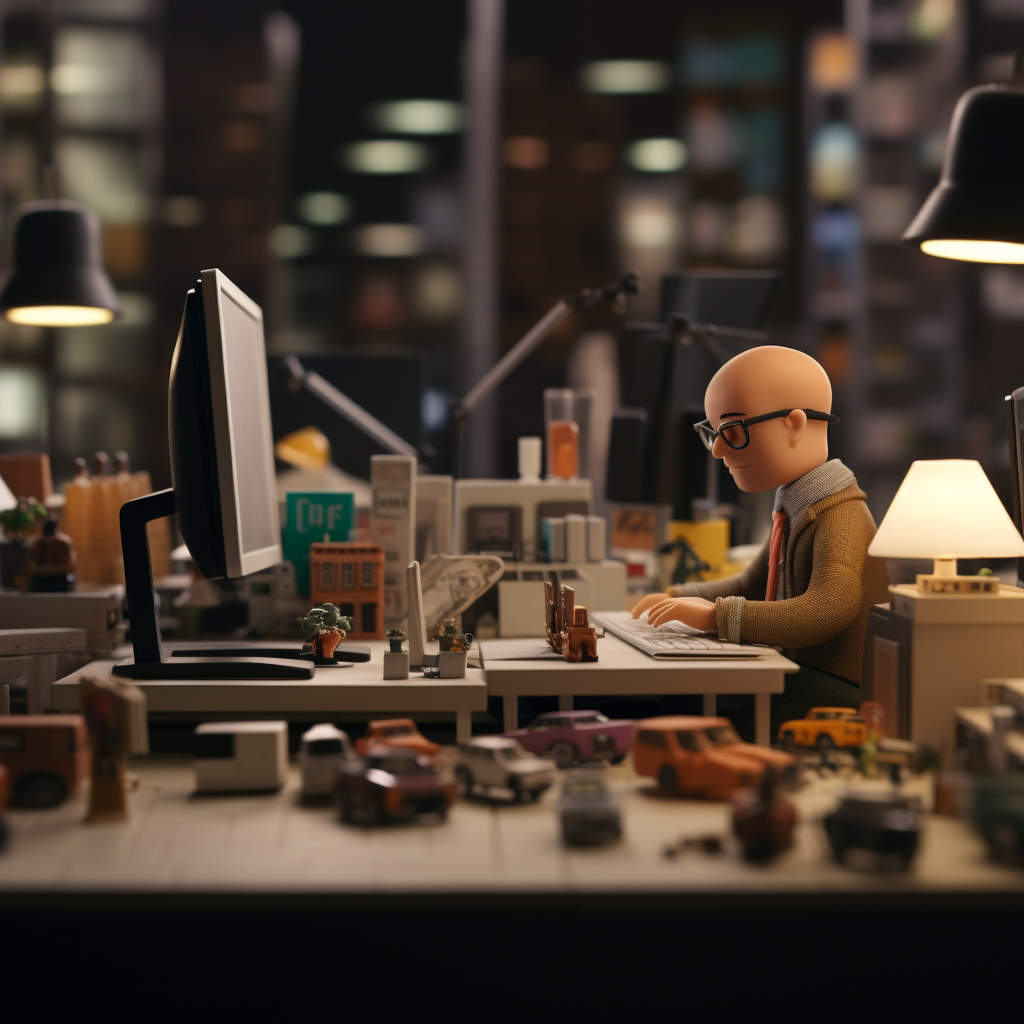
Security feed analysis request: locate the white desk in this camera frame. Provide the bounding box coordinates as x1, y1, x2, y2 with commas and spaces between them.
51, 640, 487, 743
481, 634, 799, 746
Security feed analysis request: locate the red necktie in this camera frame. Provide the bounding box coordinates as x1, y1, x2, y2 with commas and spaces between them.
765, 510, 787, 602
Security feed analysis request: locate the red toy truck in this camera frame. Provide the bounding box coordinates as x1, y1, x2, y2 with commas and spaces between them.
0, 715, 90, 808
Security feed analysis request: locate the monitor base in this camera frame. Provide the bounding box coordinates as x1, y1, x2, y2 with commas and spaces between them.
112, 656, 315, 680
169, 646, 371, 663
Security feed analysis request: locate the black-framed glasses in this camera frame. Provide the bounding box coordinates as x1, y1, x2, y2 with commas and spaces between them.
694, 409, 840, 451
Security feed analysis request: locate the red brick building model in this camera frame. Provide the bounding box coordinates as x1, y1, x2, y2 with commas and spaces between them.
310, 543, 385, 639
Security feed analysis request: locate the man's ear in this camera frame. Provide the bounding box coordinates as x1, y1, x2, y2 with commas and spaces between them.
784, 409, 808, 446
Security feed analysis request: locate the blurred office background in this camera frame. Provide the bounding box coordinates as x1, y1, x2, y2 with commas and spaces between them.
1, 0, 1023, 532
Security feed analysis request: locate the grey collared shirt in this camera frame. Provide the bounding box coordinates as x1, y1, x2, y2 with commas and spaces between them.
720, 459, 856, 640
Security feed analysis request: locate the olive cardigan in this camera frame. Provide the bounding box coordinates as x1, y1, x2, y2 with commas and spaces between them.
671, 484, 889, 684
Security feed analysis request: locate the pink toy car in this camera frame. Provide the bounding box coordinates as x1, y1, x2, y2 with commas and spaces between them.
504, 710, 634, 768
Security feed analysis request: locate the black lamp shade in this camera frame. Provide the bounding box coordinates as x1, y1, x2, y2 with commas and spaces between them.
0, 201, 121, 324
902, 85, 1024, 259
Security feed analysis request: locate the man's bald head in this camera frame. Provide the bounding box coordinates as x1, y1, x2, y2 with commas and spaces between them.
704, 346, 834, 493
706, 346, 832, 418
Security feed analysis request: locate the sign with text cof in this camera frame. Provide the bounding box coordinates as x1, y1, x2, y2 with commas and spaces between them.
283, 491, 354, 597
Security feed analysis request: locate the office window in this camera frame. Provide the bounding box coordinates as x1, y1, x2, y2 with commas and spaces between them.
341, 562, 355, 589
361, 602, 377, 634
361, 561, 375, 588
320, 561, 334, 589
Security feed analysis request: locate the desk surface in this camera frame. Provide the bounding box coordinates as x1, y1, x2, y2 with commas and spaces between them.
51, 640, 487, 717
0, 755, 1020, 904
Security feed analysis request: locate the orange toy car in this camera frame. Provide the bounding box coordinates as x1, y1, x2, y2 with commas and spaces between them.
354, 719, 440, 759
0, 714, 90, 808
632, 716, 795, 799
777, 707, 868, 752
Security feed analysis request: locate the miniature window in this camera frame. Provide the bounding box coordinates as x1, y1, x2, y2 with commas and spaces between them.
362, 561, 375, 588
321, 562, 335, 589
703, 725, 741, 747
308, 738, 344, 756
383, 726, 412, 737
361, 602, 377, 634
499, 746, 521, 760
195, 733, 234, 759
674, 730, 707, 752
574, 714, 608, 724
636, 730, 668, 748
0, 731, 24, 752
341, 563, 355, 589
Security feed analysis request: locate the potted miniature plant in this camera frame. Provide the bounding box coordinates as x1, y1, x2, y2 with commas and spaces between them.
297, 602, 353, 661
0, 496, 48, 590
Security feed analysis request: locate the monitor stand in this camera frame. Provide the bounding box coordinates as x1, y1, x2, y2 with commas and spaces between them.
111, 489, 314, 681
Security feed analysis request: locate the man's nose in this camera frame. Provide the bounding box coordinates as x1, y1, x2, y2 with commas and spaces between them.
711, 435, 728, 460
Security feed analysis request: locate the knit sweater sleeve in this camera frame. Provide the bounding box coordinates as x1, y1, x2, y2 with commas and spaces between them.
671, 534, 771, 602
722, 507, 865, 649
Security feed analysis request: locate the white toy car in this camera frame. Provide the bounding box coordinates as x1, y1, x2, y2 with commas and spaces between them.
194, 721, 288, 793
299, 723, 354, 798
453, 736, 555, 802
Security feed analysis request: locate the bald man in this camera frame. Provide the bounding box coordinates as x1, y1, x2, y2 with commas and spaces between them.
632, 346, 889, 731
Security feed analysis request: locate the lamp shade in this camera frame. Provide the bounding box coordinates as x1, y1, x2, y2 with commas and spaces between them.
869, 460, 1024, 560
0, 200, 121, 326
901, 85, 1024, 263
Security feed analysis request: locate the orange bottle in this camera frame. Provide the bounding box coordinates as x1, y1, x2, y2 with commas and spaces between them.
62, 458, 92, 583
547, 421, 579, 480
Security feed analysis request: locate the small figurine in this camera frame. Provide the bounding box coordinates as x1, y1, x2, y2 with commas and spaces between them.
544, 581, 599, 662
335, 747, 455, 825
297, 602, 353, 663
194, 721, 288, 793
79, 674, 148, 823
453, 736, 555, 802
298, 723, 354, 799
632, 716, 796, 799
505, 710, 634, 769
29, 518, 76, 592
354, 719, 440, 759
384, 628, 410, 680
558, 767, 622, 846
663, 834, 724, 858
438, 627, 473, 678
823, 791, 921, 871
0, 496, 48, 590
730, 765, 797, 864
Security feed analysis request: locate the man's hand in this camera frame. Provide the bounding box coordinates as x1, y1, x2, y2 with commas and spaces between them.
631, 594, 717, 633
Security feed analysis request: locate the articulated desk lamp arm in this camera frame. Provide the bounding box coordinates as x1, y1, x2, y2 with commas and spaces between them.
450, 272, 640, 478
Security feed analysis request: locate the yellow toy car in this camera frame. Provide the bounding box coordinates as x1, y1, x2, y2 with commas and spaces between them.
777, 707, 868, 752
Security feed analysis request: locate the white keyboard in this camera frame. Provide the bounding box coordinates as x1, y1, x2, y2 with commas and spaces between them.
591, 610, 769, 659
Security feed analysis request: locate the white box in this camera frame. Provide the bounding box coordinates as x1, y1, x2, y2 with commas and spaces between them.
370, 455, 417, 628
587, 516, 606, 562
439, 650, 468, 678
565, 514, 587, 563
541, 518, 566, 561
383, 651, 410, 679
415, 475, 453, 560
194, 721, 288, 792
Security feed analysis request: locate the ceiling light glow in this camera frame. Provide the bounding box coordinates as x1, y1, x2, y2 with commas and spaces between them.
920, 239, 1024, 263
297, 192, 351, 225
354, 224, 426, 257
342, 140, 430, 174
626, 138, 688, 173
580, 61, 671, 94
5, 305, 116, 327
369, 100, 462, 134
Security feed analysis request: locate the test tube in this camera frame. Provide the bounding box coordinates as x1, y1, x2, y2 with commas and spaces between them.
544, 388, 579, 480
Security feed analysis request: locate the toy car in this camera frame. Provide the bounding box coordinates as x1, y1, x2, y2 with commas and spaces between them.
0, 714, 90, 808
453, 736, 555, 802
335, 746, 455, 826
194, 721, 288, 793
973, 775, 1024, 864
777, 707, 868, 752
557, 768, 622, 846
632, 716, 796, 799
298, 723, 354, 798
730, 766, 797, 863
354, 719, 440, 759
505, 710, 634, 769
823, 791, 921, 870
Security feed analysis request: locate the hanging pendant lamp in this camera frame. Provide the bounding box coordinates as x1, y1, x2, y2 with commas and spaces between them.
902, 56, 1024, 264
0, 200, 121, 326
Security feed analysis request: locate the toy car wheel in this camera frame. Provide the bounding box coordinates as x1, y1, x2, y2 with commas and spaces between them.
336, 789, 354, 823
781, 730, 796, 753
362, 795, 384, 826
15, 771, 67, 809
437, 804, 449, 822
990, 823, 1020, 862
610, 753, 627, 765
657, 765, 679, 791
816, 733, 835, 753
455, 766, 473, 798
549, 741, 578, 769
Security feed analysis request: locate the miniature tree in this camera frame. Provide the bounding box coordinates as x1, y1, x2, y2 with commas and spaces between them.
387, 627, 406, 654
297, 602, 353, 660
0, 497, 47, 542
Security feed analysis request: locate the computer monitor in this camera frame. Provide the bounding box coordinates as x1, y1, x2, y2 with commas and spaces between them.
113, 269, 313, 680
657, 270, 780, 329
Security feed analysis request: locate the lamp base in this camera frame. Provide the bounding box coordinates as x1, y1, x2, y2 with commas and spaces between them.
916, 574, 1000, 595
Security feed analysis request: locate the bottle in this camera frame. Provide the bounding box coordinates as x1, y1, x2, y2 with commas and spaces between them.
90, 451, 116, 582
544, 389, 579, 481
62, 458, 92, 582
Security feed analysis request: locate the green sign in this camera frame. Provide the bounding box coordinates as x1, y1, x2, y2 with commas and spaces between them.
283, 491, 354, 597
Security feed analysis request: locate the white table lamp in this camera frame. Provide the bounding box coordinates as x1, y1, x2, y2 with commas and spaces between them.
868, 459, 1024, 594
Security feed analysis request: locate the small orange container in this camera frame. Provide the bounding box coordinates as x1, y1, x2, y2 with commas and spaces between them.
547, 420, 579, 479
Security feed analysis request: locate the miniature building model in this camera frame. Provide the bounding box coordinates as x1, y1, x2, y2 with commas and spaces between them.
309, 542, 385, 639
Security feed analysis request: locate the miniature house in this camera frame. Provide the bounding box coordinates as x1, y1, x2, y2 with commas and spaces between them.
309, 542, 385, 639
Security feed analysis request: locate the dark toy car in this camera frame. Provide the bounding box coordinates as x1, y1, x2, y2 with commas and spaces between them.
823, 791, 921, 870
505, 710, 634, 768
973, 775, 1024, 864
335, 746, 455, 826
557, 768, 622, 846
